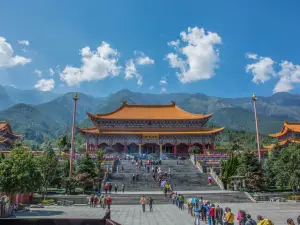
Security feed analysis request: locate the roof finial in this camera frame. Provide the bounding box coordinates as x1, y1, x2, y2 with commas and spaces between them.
171, 100, 176, 105
122, 100, 127, 105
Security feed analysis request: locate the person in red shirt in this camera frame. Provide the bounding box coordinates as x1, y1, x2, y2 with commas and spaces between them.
208, 204, 216, 225
106, 196, 112, 210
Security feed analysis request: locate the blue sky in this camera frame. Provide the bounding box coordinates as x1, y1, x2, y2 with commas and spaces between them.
1, 0, 300, 98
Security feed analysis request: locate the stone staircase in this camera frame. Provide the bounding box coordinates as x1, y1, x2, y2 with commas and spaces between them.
107, 159, 220, 192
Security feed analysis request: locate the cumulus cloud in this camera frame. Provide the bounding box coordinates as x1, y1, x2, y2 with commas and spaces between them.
34, 69, 42, 77
135, 51, 155, 65
34, 78, 55, 91
161, 87, 167, 93
166, 27, 221, 83
0, 37, 31, 68
125, 59, 142, 86
159, 77, 167, 85
246, 53, 300, 93
60, 41, 121, 86
49, 68, 55, 76
245, 53, 276, 84
17, 40, 30, 46
124, 51, 154, 86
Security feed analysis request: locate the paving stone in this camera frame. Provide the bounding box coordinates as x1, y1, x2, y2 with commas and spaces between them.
14, 202, 299, 225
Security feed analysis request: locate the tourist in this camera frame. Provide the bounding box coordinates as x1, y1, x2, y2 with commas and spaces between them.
132, 173, 135, 181
148, 197, 154, 212
257, 216, 274, 225
132, 159, 134, 165
109, 183, 112, 193
208, 204, 216, 225
122, 184, 125, 193
104, 183, 109, 194
193, 202, 202, 225
140, 196, 147, 212
178, 194, 185, 210
93, 196, 98, 208
245, 214, 257, 225
215, 205, 224, 225
237, 210, 247, 225
297, 215, 300, 225
121, 165, 124, 172
225, 208, 234, 225
89, 194, 94, 208
202, 202, 208, 223
114, 183, 118, 193
136, 173, 139, 181
106, 196, 112, 210
117, 166, 119, 173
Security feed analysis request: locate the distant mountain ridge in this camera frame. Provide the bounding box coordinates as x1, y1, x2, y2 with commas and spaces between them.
0, 87, 298, 143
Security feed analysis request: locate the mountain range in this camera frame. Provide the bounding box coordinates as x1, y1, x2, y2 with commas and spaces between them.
0, 84, 298, 144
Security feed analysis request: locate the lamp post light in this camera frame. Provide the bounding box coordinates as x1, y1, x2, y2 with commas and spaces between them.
252, 94, 262, 167
69, 93, 79, 178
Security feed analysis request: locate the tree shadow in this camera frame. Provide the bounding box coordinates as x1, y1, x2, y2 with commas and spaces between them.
16, 210, 65, 217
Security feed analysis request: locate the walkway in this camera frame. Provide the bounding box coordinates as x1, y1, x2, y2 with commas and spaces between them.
15, 203, 300, 225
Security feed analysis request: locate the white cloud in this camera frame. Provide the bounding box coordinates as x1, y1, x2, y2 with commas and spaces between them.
161, 87, 167, 93
125, 59, 142, 86
60, 41, 121, 86
149, 85, 154, 90
0, 37, 31, 68
159, 77, 167, 85
17, 40, 30, 46
34, 79, 55, 91
246, 53, 300, 93
49, 68, 55, 76
166, 27, 221, 83
34, 69, 42, 77
245, 54, 276, 84
134, 51, 155, 65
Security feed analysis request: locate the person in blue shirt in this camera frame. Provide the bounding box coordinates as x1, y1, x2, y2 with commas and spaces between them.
193, 202, 202, 225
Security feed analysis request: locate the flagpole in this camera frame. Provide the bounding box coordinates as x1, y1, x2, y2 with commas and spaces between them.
252, 94, 262, 167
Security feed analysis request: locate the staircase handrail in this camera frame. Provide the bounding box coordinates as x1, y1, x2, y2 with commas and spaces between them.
209, 166, 224, 190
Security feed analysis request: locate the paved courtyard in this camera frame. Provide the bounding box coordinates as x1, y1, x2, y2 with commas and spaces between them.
13, 202, 300, 225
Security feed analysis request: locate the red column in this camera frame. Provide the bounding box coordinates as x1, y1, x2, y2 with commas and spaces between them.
124, 144, 127, 153
174, 144, 177, 156
202, 144, 206, 152
86, 143, 88, 151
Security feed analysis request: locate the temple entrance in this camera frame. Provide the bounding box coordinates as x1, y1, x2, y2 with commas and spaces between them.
127, 143, 139, 155
142, 144, 159, 155
98, 143, 108, 151
177, 143, 189, 156
163, 143, 174, 154
112, 143, 124, 154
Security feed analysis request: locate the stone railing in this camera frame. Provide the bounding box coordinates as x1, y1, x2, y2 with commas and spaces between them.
209, 166, 224, 190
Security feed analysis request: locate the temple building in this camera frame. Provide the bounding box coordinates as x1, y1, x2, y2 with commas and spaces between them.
77, 101, 224, 156
263, 121, 300, 149
0, 121, 23, 150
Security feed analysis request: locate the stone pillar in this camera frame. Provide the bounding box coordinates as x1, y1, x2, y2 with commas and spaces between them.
138, 144, 142, 155
160, 144, 163, 158
174, 144, 177, 156
124, 144, 127, 154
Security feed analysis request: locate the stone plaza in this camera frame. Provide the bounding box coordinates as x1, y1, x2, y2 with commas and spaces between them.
14, 202, 300, 225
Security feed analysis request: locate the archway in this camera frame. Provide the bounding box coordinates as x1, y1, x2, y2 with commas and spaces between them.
127, 143, 139, 155
142, 143, 159, 155
112, 143, 124, 154
163, 143, 174, 155
177, 143, 189, 156
98, 143, 108, 151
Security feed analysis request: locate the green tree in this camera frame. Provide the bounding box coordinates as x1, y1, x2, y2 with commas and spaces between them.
56, 136, 70, 155
263, 144, 281, 187
220, 154, 239, 190
188, 146, 203, 154
237, 149, 260, 175
273, 144, 300, 193
37, 141, 59, 199
0, 145, 41, 198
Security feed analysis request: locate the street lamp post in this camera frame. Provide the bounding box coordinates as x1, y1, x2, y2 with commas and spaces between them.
252, 94, 262, 167
69, 93, 79, 178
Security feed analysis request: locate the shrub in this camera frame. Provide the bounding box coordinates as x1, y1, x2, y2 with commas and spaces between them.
41, 199, 55, 205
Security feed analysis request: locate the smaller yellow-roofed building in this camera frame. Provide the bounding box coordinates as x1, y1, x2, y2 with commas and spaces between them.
263, 121, 300, 149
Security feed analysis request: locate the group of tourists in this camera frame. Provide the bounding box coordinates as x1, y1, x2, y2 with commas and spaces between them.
88, 194, 112, 210
139, 196, 154, 212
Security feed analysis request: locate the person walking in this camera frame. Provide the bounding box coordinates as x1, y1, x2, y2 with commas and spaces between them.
208, 204, 216, 225
237, 210, 247, 225
148, 197, 154, 212
193, 202, 201, 225
257, 215, 274, 225
114, 183, 118, 193
225, 208, 235, 225
89, 194, 94, 208
287, 219, 295, 225
245, 214, 257, 225
122, 184, 125, 193
140, 196, 147, 212
106, 196, 112, 210
215, 205, 224, 225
